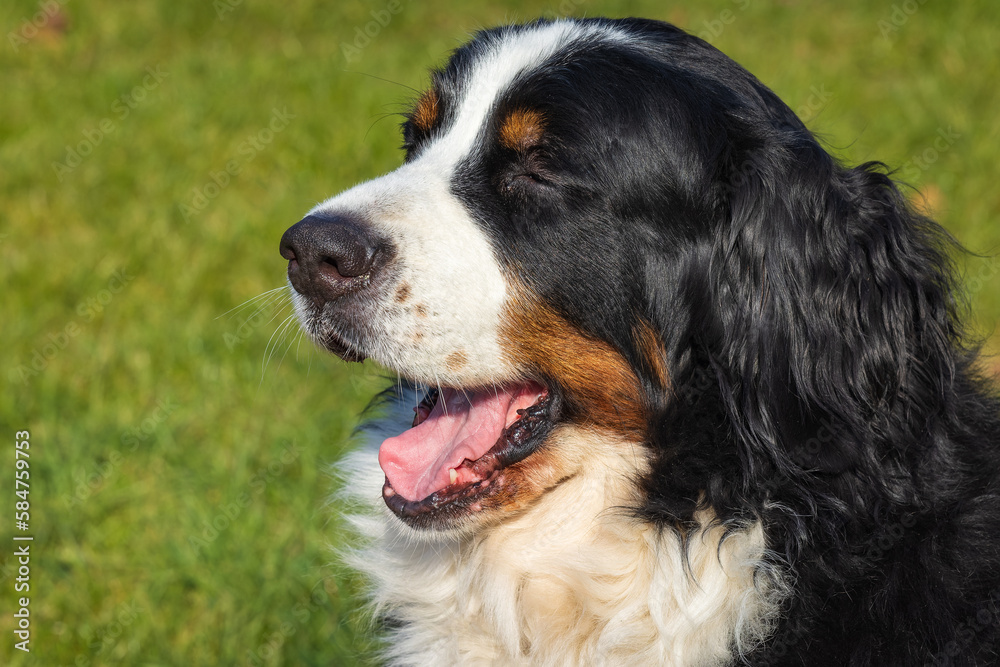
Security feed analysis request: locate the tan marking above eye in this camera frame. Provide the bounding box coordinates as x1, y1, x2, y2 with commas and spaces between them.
412, 88, 440, 133
500, 108, 545, 151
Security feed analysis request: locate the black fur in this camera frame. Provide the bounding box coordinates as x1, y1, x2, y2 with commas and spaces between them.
414, 18, 1000, 665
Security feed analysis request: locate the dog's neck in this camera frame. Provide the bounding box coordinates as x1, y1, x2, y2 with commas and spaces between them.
340, 425, 784, 666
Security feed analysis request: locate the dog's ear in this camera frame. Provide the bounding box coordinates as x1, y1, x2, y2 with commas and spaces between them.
703, 136, 964, 479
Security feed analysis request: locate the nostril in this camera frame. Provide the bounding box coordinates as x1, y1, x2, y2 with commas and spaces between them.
321, 241, 377, 279
279, 213, 391, 301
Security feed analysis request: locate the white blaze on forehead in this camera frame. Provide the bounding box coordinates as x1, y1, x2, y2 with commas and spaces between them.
301, 21, 629, 386
421, 20, 610, 169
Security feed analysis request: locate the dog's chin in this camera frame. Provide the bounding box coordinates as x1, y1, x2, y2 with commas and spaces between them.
377, 382, 560, 532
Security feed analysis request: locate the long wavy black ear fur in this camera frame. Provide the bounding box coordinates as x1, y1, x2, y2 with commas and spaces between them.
716, 135, 966, 485
644, 108, 1000, 660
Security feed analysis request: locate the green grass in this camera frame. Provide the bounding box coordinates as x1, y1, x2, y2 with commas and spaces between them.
1, 0, 998, 664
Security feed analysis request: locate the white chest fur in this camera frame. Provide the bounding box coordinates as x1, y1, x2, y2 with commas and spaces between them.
338, 425, 785, 666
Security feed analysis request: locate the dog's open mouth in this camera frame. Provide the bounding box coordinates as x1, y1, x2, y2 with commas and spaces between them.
378, 382, 554, 523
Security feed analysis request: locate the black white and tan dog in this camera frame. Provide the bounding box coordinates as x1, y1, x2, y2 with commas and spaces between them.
279, 17, 1000, 666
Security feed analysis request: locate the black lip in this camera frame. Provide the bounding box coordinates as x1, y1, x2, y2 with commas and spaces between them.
320, 329, 366, 363
383, 390, 558, 528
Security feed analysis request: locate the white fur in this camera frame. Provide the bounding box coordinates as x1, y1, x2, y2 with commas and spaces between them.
337, 400, 787, 666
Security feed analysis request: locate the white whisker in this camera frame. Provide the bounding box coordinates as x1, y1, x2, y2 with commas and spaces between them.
261, 313, 299, 381
216, 285, 288, 320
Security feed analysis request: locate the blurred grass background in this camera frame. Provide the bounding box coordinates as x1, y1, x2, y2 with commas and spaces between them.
0, 0, 997, 664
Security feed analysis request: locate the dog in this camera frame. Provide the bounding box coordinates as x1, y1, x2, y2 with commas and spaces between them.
279, 17, 1000, 666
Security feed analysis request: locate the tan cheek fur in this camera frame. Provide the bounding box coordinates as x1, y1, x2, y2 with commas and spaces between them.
500, 288, 648, 439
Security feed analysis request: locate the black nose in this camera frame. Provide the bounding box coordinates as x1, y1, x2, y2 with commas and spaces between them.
279, 213, 390, 303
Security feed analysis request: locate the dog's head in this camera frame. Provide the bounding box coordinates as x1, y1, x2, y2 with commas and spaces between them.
281, 18, 960, 536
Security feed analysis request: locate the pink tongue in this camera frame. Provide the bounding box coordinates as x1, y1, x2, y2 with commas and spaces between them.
378, 385, 544, 502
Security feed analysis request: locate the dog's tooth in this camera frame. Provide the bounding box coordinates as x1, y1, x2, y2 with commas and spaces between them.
449, 468, 458, 484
